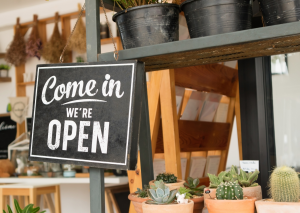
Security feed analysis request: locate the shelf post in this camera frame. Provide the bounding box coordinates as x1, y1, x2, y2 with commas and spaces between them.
85, 0, 104, 213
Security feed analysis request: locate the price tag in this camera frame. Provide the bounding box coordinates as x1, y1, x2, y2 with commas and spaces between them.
240, 160, 259, 173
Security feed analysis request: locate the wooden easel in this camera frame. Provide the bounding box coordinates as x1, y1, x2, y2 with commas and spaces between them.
128, 63, 242, 213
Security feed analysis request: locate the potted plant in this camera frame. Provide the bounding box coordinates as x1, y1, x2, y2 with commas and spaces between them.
3, 199, 45, 213
112, 0, 180, 49
128, 185, 150, 213
180, 0, 252, 38
142, 180, 194, 213
0, 64, 10, 78
205, 181, 256, 213
258, 0, 300, 26
255, 166, 300, 213
184, 177, 206, 213
203, 166, 261, 210
149, 173, 185, 191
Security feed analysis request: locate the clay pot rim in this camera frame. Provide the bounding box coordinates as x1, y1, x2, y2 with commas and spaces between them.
206, 196, 257, 203
255, 199, 300, 204
191, 196, 204, 202
142, 200, 194, 206
128, 193, 150, 202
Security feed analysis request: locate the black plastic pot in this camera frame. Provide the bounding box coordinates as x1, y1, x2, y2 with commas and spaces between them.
112, 4, 180, 49
258, 0, 300, 26
180, 0, 252, 38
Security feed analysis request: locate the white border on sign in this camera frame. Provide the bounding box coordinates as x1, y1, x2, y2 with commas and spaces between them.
30, 63, 135, 166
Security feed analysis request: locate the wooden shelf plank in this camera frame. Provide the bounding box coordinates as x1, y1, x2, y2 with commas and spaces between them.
99, 22, 300, 71
0, 77, 11, 83
0, 53, 5, 59
155, 120, 230, 153
17, 81, 35, 86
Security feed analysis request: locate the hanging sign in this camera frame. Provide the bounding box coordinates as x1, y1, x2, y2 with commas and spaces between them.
0, 113, 17, 159
29, 61, 145, 170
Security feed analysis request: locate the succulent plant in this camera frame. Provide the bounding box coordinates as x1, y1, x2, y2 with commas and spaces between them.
216, 181, 243, 200
208, 171, 228, 188
3, 199, 45, 213
156, 173, 177, 184
135, 185, 149, 198
178, 186, 193, 199
269, 166, 300, 202
238, 169, 259, 187
184, 177, 205, 196
147, 180, 177, 205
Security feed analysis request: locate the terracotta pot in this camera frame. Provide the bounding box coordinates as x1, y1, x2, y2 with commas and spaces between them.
203, 186, 262, 208
142, 200, 194, 213
128, 193, 150, 213
255, 199, 300, 213
149, 179, 185, 191
206, 197, 256, 213
191, 196, 204, 213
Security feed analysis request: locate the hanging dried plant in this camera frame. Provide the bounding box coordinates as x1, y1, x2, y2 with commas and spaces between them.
42, 13, 67, 63
68, 16, 86, 53
5, 18, 26, 66
26, 15, 42, 60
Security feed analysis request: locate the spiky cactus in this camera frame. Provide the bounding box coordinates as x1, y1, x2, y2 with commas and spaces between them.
238, 169, 260, 187
269, 166, 300, 202
147, 180, 177, 204
216, 181, 243, 200
156, 173, 177, 183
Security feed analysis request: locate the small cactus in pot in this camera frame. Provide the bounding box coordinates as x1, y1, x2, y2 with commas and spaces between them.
156, 173, 177, 183
269, 166, 300, 202
216, 181, 243, 200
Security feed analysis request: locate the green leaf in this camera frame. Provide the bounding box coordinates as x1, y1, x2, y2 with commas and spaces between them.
187, 177, 193, 186
31, 207, 40, 213
193, 178, 199, 187
40, 211, 46, 213
14, 199, 22, 213
22, 204, 34, 213
7, 205, 13, 213
240, 169, 248, 181
3, 210, 6, 213
156, 188, 164, 198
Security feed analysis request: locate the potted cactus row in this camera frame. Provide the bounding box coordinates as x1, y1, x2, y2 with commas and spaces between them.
255, 166, 300, 213
205, 181, 256, 213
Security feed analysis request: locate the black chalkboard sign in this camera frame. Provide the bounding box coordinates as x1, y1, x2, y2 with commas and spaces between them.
29, 60, 145, 170
0, 113, 17, 159
26, 117, 32, 134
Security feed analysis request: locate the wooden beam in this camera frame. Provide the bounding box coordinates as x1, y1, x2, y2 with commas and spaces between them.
38, 22, 47, 44
160, 69, 182, 179
235, 81, 243, 160
15, 64, 26, 136
179, 89, 192, 119
61, 16, 72, 63
156, 120, 230, 153
174, 64, 238, 97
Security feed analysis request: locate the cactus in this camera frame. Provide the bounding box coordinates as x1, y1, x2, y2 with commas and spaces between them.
216, 181, 243, 200
135, 185, 149, 198
269, 166, 300, 202
238, 169, 260, 187
184, 177, 205, 196
156, 173, 177, 183
147, 180, 177, 204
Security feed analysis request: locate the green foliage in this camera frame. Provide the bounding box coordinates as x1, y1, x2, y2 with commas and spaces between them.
156, 173, 177, 184
269, 166, 299, 202
135, 185, 149, 198
184, 177, 205, 196
76, 56, 84, 63
238, 169, 259, 187
178, 187, 192, 199
208, 165, 260, 188
216, 181, 243, 200
3, 199, 45, 213
0, 64, 10, 70
114, 0, 169, 10
147, 180, 177, 205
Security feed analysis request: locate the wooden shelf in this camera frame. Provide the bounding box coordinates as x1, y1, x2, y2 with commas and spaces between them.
101, 37, 119, 45
0, 77, 11, 83
17, 81, 35, 86
99, 22, 300, 71
0, 53, 5, 59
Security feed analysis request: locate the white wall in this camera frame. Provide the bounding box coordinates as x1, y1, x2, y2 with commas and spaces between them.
272, 53, 300, 169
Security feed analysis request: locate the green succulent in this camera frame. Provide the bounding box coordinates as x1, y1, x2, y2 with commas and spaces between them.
3, 199, 45, 213
184, 177, 205, 196
178, 187, 193, 199
269, 166, 299, 202
147, 180, 177, 205
135, 185, 149, 198
0, 64, 10, 71
238, 169, 259, 187
156, 173, 177, 184
208, 171, 228, 188
216, 181, 243, 200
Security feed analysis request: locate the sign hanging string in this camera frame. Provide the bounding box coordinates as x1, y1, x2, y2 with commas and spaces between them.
60, 3, 119, 63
